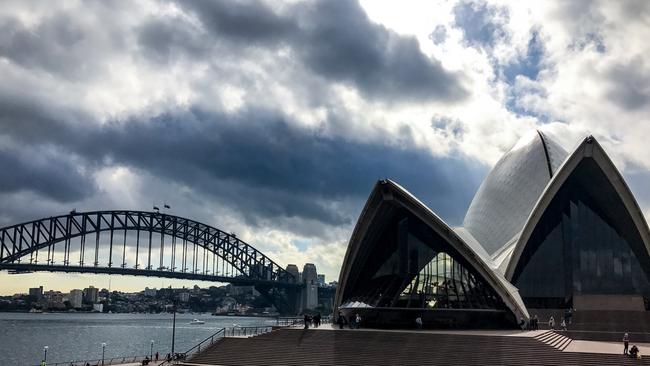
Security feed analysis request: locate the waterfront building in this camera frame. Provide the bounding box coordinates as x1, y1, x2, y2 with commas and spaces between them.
178, 292, 190, 303
69, 289, 83, 308
28, 286, 43, 300
143, 287, 157, 297
336, 131, 650, 328
83, 286, 99, 304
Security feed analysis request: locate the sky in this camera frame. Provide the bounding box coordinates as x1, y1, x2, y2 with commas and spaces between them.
2, 0, 650, 294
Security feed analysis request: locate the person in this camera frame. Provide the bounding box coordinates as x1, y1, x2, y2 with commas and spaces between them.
532, 314, 539, 330
624, 333, 630, 355
40, 360, 46, 366
303, 313, 311, 329
415, 316, 423, 330
314, 313, 321, 328
355, 313, 361, 329
629, 345, 640, 359
518, 317, 526, 330
549, 316, 555, 330
142, 356, 150, 366
337, 311, 346, 329
561, 319, 567, 331
155, 352, 159, 361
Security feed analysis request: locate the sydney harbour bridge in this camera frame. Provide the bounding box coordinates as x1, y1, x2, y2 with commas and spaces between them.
0, 210, 313, 314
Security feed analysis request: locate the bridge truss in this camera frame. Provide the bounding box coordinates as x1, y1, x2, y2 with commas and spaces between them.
0, 211, 300, 312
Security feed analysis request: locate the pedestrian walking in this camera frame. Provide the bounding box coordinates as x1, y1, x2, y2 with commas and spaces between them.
561, 319, 567, 331
337, 311, 346, 329
415, 316, 423, 330
549, 316, 555, 330
624, 333, 630, 355
303, 313, 311, 329
355, 313, 361, 329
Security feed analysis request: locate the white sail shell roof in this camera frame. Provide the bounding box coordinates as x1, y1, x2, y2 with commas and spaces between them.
462, 130, 567, 255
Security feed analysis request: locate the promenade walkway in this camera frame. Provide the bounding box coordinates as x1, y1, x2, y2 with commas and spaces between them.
179, 326, 650, 365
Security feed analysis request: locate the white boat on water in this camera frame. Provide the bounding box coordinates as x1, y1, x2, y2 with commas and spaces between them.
189, 319, 205, 325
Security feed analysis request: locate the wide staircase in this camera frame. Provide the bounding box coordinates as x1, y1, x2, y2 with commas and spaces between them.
179, 328, 650, 365
529, 309, 650, 342
534, 330, 572, 351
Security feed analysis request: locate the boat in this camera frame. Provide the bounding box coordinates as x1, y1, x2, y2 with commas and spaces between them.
189, 319, 205, 325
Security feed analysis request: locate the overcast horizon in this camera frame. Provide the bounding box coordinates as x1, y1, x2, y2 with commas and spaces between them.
2, 0, 650, 295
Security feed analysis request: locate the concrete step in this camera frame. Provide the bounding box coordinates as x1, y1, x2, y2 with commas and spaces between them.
185, 328, 650, 366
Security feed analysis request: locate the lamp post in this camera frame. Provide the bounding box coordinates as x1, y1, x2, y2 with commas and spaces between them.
101, 343, 106, 366
43, 346, 48, 363
150, 340, 154, 359
171, 302, 177, 357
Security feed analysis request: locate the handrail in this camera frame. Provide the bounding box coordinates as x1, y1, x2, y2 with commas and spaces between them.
31, 354, 149, 366
43, 325, 282, 366
158, 327, 226, 366
224, 325, 274, 337
158, 325, 276, 365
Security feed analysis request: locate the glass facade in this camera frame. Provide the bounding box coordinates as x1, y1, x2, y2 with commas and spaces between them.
343, 210, 506, 311
513, 159, 650, 308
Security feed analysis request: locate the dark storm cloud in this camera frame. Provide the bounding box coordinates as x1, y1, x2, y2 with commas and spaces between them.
0, 98, 485, 226
174, 0, 467, 103
606, 58, 650, 110
137, 18, 209, 63
179, 0, 297, 42
453, 1, 509, 48
0, 146, 94, 202
0, 13, 95, 79
0, 0, 481, 233
87, 109, 483, 226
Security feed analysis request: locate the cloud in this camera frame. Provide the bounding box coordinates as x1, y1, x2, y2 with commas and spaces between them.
0, 100, 486, 228
0, 146, 94, 202
606, 58, 650, 111
177, 0, 467, 103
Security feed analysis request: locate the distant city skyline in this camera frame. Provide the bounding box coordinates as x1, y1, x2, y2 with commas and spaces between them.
0, 272, 228, 295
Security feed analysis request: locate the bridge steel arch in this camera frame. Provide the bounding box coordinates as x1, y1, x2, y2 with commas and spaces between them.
0, 211, 299, 312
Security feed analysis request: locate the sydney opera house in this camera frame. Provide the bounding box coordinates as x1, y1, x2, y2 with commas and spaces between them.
335, 131, 650, 328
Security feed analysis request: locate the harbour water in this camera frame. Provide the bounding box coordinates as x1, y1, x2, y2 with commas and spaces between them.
0, 312, 274, 366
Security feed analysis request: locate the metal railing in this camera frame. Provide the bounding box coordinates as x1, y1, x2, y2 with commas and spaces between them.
40, 324, 283, 366
158, 325, 276, 365
276, 315, 332, 327
32, 355, 149, 366
224, 325, 274, 337
275, 316, 304, 326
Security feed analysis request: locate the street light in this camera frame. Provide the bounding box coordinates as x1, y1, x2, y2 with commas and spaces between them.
150, 340, 154, 359
43, 346, 48, 363
101, 343, 106, 366
171, 302, 177, 357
